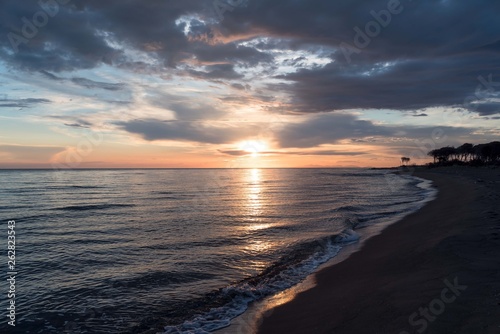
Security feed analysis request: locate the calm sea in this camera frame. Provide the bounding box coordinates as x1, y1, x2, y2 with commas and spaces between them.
0, 169, 434, 333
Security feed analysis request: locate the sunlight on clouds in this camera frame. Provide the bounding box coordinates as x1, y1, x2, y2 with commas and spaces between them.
238, 37, 333, 75
361, 61, 398, 77
96, 30, 160, 66
1, 0, 498, 169
175, 14, 210, 37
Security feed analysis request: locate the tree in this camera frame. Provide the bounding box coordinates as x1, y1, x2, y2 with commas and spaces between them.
428, 149, 438, 163
439, 147, 456, 162
457, 143, 474, 162
428, 141, 500, 166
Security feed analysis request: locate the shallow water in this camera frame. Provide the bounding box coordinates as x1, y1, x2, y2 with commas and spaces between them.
0, 169, 433, 333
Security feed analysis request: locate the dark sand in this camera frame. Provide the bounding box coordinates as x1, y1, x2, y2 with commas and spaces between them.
258, 167, 500, 334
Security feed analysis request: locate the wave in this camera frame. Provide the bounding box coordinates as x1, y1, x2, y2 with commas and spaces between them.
334, 205, 362, 212
318, 171, 385, 177
67, 185, 105, 189
162, 229, 357, 334
52, 204, 135, 211
34, 185, 105, 190
334, 228, 360, 243
161, 176, 435, 334
339, 172, 386, 177
147, 236, 245, 251
107, 271, 218, 291
3, 169, 437, 334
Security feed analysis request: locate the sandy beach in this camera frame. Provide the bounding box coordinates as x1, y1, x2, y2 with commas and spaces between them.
257, 167, 500, 334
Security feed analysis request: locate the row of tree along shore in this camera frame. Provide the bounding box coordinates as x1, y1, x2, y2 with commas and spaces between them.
427, 141, 500, 166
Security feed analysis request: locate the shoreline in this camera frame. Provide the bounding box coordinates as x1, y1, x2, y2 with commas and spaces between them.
215, 169, 435, 334
255, 167, 500, 333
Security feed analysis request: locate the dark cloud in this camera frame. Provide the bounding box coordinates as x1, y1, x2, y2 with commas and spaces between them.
221, 0, 500, 115
64, 122, 90, 128
39, 70, 63, 81
272, 57, 500, 114
39, 71, 125, 91
217, 149, 367, 156
0, 0, 270, 73
269, 150, 367, 156
230, 83, 248, 90
0, 0, 498, 116
221, 0, 500, 58
188, 64, 243, 80
46, 115, 93, 128
116, 112, 475, 149
70, 78, 125, 91
282, 150, 366, 156
0, 0, 199, 71
217, 149, 250, 156
168, 102, 224, 121
0, 1, 121, 71
276, 113, 473, 148
190, 43, 272, 66
0, 97, 51, 109
473, 103, 500, 116
115, 118, 261, 144
146, 91, 225, 121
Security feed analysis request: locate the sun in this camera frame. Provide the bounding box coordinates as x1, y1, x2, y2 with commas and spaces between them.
239, 140, 268, 156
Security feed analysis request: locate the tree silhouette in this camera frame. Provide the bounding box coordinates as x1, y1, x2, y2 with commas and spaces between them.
428, 141, 500, 166
457, 143, 474, 162
401, 157, 410, 166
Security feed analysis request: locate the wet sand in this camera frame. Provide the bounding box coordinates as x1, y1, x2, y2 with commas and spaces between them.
257, 167, 500, 334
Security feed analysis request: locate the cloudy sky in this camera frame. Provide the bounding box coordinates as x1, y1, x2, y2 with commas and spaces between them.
0, 0, 499, 168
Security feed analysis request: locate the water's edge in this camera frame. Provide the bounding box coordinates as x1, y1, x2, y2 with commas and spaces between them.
214, 174, 437, 334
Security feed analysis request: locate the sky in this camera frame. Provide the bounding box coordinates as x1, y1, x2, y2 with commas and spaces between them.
0, 0, 499, 168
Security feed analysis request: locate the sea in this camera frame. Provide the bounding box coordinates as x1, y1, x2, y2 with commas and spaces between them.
0, 169, 435, 334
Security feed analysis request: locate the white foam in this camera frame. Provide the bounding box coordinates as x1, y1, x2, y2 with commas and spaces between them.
163, 240, 343, 334
334, 228, 360, 243
164, 173, 437, 334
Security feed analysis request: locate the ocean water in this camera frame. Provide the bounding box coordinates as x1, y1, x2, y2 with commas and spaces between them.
0, 169, 435, 334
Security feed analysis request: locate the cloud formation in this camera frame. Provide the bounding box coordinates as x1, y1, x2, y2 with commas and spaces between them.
115, 112, 477, 151
0, 0, 498, 168
1, 0, 498, 116
217, 149, 367, 157
275, 113, 474, 148
70, 77, 125, 91
0, 97, 51, 109
115, 118, 261, 144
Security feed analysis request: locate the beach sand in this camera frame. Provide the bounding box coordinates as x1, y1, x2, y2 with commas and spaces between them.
257, 167, 500, 334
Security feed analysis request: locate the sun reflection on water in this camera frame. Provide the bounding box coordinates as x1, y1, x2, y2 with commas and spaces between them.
245, 169, 263, 218
239, 169, 278, 261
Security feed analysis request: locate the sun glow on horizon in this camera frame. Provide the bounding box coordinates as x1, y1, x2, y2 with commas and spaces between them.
239, 140, 268, 157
